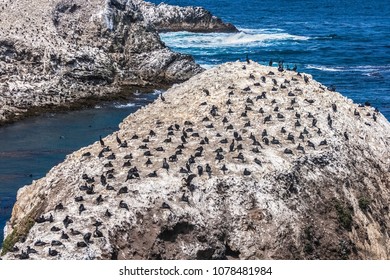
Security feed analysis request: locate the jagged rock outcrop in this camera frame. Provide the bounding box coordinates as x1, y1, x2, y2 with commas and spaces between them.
133, 0, 238, 33
2, 62, 390, 260
1, 0, 233, 125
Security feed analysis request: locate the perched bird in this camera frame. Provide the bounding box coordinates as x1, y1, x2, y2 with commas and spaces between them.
61, 231, 69, 240
119, 200, 129, 211
197, 165, 203, 176
183, 174, 197, 187
51, 240, 63, 246
34, 240, 48, 247
70, 228, 81, 236
319, 140, 328, 146
354, 109, 360, 117
162, 158, 170, 172
79, 204, 86, 215
105, 209, 112, 218
162, 202, 171, 209
74, 196, 84, 202
27, 246, 37, 254
92, 221, 102, 228
96, 195, 104, 205
17, 251, 29, 260
220, 164, 228, 174
48, 248, 59, 257
94, 227, 103, 238
297, 143, 305, 153
116, 134, 122, 145
100, 174, 107, 186
83, 233, 92, 244
99, 135, 105, 147
181, 194, 189, 203
77, 242, 88, 248
271, 137, 280, 145
54, 203, 64, 211
63, 215, 73, 228
205, 164, 212, 178
145, 158, 153, 167
229, 139, 235, 152
327, 85, 336, 91
118, 186, 128, 195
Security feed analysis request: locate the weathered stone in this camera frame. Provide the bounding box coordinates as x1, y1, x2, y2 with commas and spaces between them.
134, 0, 238, 33
0, 0, 237, 124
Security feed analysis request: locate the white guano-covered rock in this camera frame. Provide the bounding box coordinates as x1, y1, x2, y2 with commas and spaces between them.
2, 61, 390, 260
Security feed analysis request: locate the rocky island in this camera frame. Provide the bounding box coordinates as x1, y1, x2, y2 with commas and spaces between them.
2, 61, 389, 259
0, 0, 236, 125
133, 0, 238, 33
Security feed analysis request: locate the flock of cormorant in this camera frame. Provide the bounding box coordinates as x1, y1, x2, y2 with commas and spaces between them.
4, 60, 380, 259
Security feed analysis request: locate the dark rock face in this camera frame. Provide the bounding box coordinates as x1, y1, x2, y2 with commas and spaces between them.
134, 0, 238, 33
0, 0, 206, 125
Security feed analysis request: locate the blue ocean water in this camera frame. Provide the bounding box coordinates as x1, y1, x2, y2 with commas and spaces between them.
1, 0, 389, 246
151, 0, 390, 118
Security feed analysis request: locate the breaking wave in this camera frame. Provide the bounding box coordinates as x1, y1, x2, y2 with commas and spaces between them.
113, 103, 136, 109
160, 28, 310, 49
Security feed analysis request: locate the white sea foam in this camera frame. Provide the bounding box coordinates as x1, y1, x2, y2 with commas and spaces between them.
306, 65, 345, 72
114, 103, 136, 109
363, 72, 383, 77
199, 64, 215, 69
160, 28, 310, 49
307, 64, 390, 74
150, 89, 163, 95
353, 65, 390, 72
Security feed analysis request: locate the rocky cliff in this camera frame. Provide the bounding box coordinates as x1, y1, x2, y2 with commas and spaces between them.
2, 61, 390, 260
0, 0, 236, 125
133, 0, 238, 33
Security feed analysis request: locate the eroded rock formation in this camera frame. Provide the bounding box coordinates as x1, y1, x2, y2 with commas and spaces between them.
2, 62, 390, 260
0, 0, 237, 124
133, 0, 238, 33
